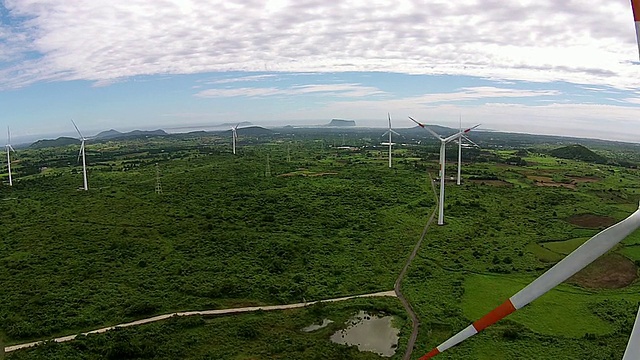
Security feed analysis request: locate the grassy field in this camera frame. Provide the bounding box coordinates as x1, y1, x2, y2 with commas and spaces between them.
2, 134, 640, 359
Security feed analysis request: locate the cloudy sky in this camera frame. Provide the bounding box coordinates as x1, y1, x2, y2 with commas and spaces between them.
0, 0, 639, 143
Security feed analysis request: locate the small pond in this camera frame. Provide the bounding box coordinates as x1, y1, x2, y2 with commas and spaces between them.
330, 311, 399, 357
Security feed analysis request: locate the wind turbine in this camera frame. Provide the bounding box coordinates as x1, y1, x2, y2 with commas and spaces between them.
6, 127, 15, 186
454, 116, 480, 185
409, 117, 479, 225
231, 124, 239, 155
420, 204, 640, 359
381, 113, 399, 168
72, 120, 88, 191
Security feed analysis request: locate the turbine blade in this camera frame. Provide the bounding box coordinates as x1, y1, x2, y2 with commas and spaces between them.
7, 126, 10, 145
382, 130, 390, 137
463, 124, 481, 133
8, 145, 16, 153
633, 0, 640, 60
623, 304, 640, 359
462, 135, 480, 148
390, 130, 400, 136
71, 120, 85, 139
388, 113, 392, 130
408, 116, 425, 128
420, 204, 640, 359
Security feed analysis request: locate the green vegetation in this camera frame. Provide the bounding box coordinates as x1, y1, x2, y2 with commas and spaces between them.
2, 129, 640, 359
549, 144, 608, 164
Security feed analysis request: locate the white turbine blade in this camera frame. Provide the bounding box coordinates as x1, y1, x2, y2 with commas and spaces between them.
462, 135, 480, 148
390, 130, 400, 136
408, 116, 425, 128
463, 124, 481, 133
623, 305, 640, 359
8, 145, 16, 153
633, 0, 640, 60
7, 126, 11, 145
388, 113, 392, 130
71, 120, 85, 139
420, 204, 640, 359
408, 116, 443, 140
382, 130, 390, 137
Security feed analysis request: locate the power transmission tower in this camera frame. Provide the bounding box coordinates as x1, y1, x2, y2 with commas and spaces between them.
265, 154, 271, 177
155, 163, 163, 194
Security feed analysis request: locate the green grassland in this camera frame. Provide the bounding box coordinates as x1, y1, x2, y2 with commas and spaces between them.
1, 136, 431, 346
2, 133, 640, 359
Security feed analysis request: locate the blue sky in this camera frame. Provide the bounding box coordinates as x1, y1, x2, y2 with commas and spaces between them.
1, 1, 639, 144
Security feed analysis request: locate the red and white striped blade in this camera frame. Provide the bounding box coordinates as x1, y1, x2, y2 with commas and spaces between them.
408, 116, 425, 128
463, 124, 480, 133
633, 0, 640, 60
420, 204, 640, 359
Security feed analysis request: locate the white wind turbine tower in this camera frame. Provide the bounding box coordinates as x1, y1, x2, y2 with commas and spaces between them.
6, 127, 15, 186
72, 120, 88, 191
381, 113, 399, 168
231, 124, 239, 155
409, 116, 479, 225
454, 116, 480, 185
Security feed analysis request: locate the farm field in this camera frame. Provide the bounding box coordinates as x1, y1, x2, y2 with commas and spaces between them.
1, 129, 640, 359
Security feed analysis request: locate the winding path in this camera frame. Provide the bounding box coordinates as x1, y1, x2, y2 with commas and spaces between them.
395, 173, 438, 360
4, 290, 396, 354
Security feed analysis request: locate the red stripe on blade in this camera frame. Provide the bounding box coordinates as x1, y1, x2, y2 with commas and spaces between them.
472, 299, 516, 332
419, 348, 440, 359
633, 0, 640, 21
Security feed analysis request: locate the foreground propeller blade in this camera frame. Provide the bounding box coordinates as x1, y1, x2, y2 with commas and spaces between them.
388, 113, 392, 130
420, 204, 640, 359
632, 0, 640, 60
624, 305, 640, 359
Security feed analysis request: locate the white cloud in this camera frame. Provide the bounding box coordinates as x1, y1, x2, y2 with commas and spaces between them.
195, 83, 387, 98
0, 0, 639, 89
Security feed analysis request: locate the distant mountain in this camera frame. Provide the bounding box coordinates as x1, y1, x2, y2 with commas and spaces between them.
549, 144, 608, 164
95, 129, 168, 140
30, 137, 80, 149
219, 121, 253, 128
228, 126, 273, 136
327, 119, 356, 127
94, 129, 122, 139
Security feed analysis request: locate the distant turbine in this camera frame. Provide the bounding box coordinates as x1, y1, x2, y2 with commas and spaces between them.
454, 116, 480, 185
72, 120, 88, 191
381, 113, 399, 168
633, 0, 640, 60
6, 127, 15, 186
231, 124, 239, 155
409, 117, 479, 225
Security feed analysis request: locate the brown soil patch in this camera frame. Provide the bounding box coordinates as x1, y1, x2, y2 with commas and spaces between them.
468, 179, 513, 187
535, 182, 576, 189
567, 214, 617, 228
569, 254, 638, 289
569, 177, 600, 183
527, 175, 553, 182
